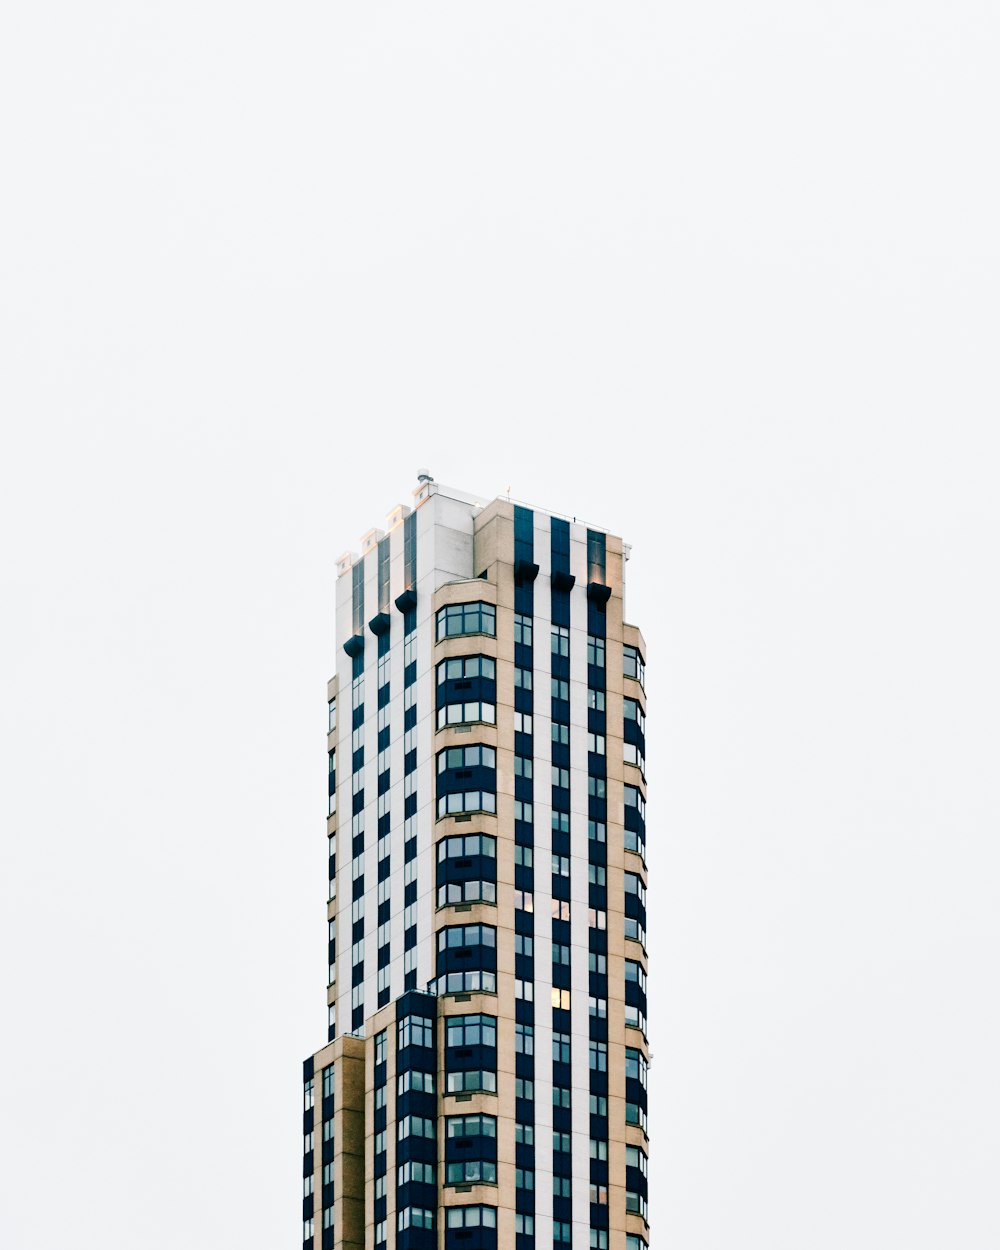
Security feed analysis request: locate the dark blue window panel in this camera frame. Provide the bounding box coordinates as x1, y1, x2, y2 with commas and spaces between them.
436, 941, 496, 977
553, 1007, 571, 1032
551, 876, 570, 902
352, 961, 364, 986
378, 944, 390, 969
302, 1150, 313, 1178
515, 1053, 533, 1079
589, 1016, 608, 1044
352, 704, 364, 730
352, 877, 365, 901
405, 838, 417, 863
515, 998, 534, 1024
352, 747, 364, 772
551, 653, 570, 681
514, 686, 533, 713
352, 790, 365, 816
625, 806, 646, 837
378, 725, 390, 751
551, 587, 570, 628
404, 793, 417, 818
404, 969, 417, 990
322, 1136, 334, 1165
551, 742, 570, 768
513, 731, 532, 756
405, 879, 417, 905
589, 707, 607, 735
590, 1204, 609, 1231
625, 893, 646, 925
587, 663, 605, 690
437, 765, 496, 798
405, 661, 417, 687
404, 704, 417, 731
626, 1078, 647, 1110
303, 1107, 314, 1134
405, 925, 417, 950
302, 1193, 313, 1220
589, 796, 607, 822
514, 820, 533, 845
590, 973, 608, 999
514, 776, 533, 803
378, 900, 390, 924
626, 1166, 648, 1200
590, 930, 608, 956
590, 1159, 609, 1185
515, 505, 534, 562
551, 787, 570, 813
438, 673, 496, 709
551, 518, 570, 573
513, 642, 533, 670
378, 770, 390, 795
378, 683, 390, 708
551, 698, 570, 723
552, 919, 570, 945
514, 954, 533, 981
514, 865, 533, 892
589, 884, 607, 909
397, 1227, 435, 1250
552, 964, 571, 990
588, 753, 606, 778
405, 749, 417, 774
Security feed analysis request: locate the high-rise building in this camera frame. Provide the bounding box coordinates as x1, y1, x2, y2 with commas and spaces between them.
302, 479, 649, 1250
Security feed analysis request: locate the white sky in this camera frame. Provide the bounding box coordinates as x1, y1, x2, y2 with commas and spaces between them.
1, 3, 998, 1248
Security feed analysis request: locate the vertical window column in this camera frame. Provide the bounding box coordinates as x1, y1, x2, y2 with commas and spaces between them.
586, 550, 610, 1245
350, 650, 366, 1034
402, 607, 419, 991
513, 503, 536, 1250
549, 517, 573, 1249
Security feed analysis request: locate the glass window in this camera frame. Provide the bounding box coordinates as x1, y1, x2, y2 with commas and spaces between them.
436, 602, 496, 641
587, 635, 606, 667
624, 644, 645, 688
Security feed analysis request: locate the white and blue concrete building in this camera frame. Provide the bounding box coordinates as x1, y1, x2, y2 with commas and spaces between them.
302, 479, 650, 1250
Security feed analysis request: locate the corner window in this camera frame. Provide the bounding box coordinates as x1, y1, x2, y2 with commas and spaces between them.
436, 602, 496, 641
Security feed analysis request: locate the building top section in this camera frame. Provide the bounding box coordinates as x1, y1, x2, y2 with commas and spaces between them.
335, 475, 625, 576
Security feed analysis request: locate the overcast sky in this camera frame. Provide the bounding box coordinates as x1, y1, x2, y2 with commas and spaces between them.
1, 3, 998, 1248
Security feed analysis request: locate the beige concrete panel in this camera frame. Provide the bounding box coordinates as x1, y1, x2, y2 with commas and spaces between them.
328, 675, 339, 701
432, 580, 499, 612
434, 634, 499, 664
435, 723, 499, 754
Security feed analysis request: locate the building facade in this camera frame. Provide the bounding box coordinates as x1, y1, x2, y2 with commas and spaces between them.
302, 481, 649, 1250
